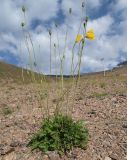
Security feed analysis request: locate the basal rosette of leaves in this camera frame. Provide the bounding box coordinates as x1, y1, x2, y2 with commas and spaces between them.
28, 115, 89, 154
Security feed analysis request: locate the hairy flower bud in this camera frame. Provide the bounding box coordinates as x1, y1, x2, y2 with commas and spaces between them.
69, 8, 72, 14
86, 16, 89, 22
83, 22, 86, 29
55, 23, 58, 28
48, 30, 52, 36
82, 2, 85, 8
22, 6, 26, 13
21, 22, 25, 27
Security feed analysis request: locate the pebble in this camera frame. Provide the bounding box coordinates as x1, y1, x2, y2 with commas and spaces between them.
47, 151, 60, 160
104, 157, 112, 160
2, 152, 16, 160
0, 146, 14, 155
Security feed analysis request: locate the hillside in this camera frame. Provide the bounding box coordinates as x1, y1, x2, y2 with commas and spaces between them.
0, 61, 127, 80
0, 61, 127, 160
0, 61, 43, 83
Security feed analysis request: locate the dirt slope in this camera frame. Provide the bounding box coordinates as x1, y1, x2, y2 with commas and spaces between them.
0, 62, 127, 160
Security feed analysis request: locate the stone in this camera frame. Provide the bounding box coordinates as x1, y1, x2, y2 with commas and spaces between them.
103, 140, 111, 148
109, 154, 118, 160
0, 144, 4, 150
104, 157, 112, 160
2, 152, 16, 160
0, 146, 14, 155
122, 124, 127, 129
42, 155, 49, 160
10, 141, 20, 147
47, 151, 60, 160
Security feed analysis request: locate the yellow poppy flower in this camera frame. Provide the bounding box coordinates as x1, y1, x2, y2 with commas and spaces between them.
75, 34, 83, 43
85, 29, 95, 40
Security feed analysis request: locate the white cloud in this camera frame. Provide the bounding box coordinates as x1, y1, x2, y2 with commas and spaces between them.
0, 0, 59, 32
114, 0, 127, 11
0, 0, 127, 75
0, 32, 19, 54
0, 1, 21, 32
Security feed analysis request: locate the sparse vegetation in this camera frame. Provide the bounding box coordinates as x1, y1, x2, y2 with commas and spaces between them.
0, 0, 127, 159
92, 92, 108, 99
28, 115, 88, 154
2, 107, 13, 115
100, 82, 106, 88
0, 62, 127, 159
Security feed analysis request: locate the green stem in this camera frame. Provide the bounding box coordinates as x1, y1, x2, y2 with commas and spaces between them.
49, 34, 52, 74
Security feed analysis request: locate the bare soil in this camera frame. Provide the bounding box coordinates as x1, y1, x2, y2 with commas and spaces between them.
0, 72, 127, 160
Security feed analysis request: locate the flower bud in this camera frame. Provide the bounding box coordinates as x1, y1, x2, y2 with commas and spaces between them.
48, 30, 52, 36
54, 43, 56, 47
69, 8, 72, 14
21, 22, 25, 27
83, 22, 86, 29
86, 16, 89, 22
55, 23, 58, 28
82, 2, 85, 8
22, 6, 26, 13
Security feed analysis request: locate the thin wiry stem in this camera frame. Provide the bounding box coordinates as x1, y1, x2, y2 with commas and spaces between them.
55, 25, 61, 61
54, 44, 57, 82
22, 27, 35, 82
19, 41, 25, 82
70, 43, 76, 76
61, 26, 68, 89
49, 34, 52, 74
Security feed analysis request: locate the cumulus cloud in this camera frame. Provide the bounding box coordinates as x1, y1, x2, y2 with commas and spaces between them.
0, 0, 127, 74
0, 1, 21, 32
114, 0, 127, 11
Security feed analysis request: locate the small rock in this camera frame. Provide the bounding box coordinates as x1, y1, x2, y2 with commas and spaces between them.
5, 123, 10, 127
109, 153, 118, 160
0, 144, 4, 150
42, 155, 49, 160
103, 141, 111, 148
47, 151, 60, 160
123, 143, 127, 149
122, 124, 127, 129
2, 151, 16, 160
10, 141, 20, 148
88, 110, 96, 115
0, 146, 14, 155
104, 157, 112, 160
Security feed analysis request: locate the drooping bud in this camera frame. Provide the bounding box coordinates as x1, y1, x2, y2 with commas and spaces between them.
22, 6, 26, 13
34, 62, 37, 67
48, 30, 52, 36
86, 16, 89, 23
69, 8, 72, 14
21, 22, 25, 27
82, 2, 85, 8
55, 23, 58, 28
83, 22, 86, 29
54, 43, 56, 47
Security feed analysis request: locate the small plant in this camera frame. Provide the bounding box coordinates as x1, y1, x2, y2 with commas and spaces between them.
20, 1, 93, 155
100, 82, 106, 88
2, 107, 13, 115
28, 115, 88, 154
93, 92, 108, 99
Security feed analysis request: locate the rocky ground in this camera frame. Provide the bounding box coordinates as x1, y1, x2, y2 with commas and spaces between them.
0, 72, 127, 160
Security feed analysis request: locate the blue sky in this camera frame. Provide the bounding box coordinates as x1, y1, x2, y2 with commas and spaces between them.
0, 0, 127, 74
